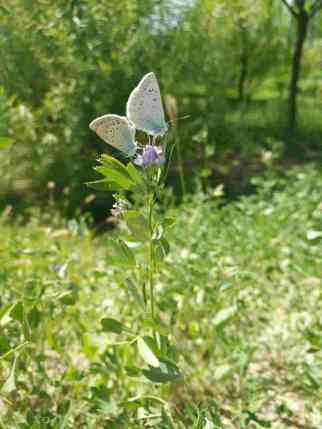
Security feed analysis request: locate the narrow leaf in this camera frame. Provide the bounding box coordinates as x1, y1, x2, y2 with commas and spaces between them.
101, 318, 128, 334
98, 154, 134, 188
86, 179, 123, 192
100, 154, 132, 179
137, 337, 160, 368
153, 237, 170, 261
2, 355, 18, 393
95, 166, 134, 189
0, 303, 16, 327
0, 341, 29, 361
126, 162, 143, 185
142, 359, 182, 383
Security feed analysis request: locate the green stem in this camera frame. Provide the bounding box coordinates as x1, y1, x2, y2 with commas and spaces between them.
142, 279, 147, 307
149, 240, 154, 320
175, 133, 186, 198
148, 193, 155, 320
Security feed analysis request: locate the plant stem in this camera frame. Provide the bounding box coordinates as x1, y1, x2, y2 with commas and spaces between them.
148, 193, 155, 320
149, 240, 154, 320
175, 133, 186, 198
142, 281, 147, 307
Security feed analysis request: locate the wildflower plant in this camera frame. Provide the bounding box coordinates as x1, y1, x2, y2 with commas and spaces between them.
88, 73, 181, 409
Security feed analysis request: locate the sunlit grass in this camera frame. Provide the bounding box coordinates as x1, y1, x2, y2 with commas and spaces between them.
1, 164, 322, 427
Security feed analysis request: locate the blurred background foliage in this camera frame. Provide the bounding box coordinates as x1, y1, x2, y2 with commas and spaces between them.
0, 0, 321, 220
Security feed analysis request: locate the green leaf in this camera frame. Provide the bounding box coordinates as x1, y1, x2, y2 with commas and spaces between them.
160, 238, 170, 254
60, 284, 78, 305
22, 317, 31, 341
125, 278, 145, 309
142, 359, 182, 383
305, 330, 322, 349
95, 155, 135, 189
159, 336, 178, 361
161, 407, 176, 428
124, 211, 150, 241
142, 335, 159, 355
0, 336, 10, 355
0, 137, 13, 149
101, 318, 129, 334
109, 240, 136, 266
142, 318, 169, 336
2, 355, 18, 393
95, 166, 134, 189
28, 307, 41, 329
126, 162, 143, 185
10, 301, 23, 323
86, 179, 123, 192
100, 154, 132, 178
137, 337, 160, 368
0, 303, 16, 326
57, 399, 71, 416
213, 306, 237, 328
0, 342, 29, 361
125, 365, 142, 377
122, 400, 142, 411
154, 237, 170, 261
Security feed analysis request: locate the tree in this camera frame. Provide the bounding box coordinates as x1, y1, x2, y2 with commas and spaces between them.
213, 0, 282, 103
281, 0, 322, 131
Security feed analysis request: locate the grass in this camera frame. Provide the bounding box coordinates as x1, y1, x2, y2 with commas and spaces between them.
0, 164, 322, 428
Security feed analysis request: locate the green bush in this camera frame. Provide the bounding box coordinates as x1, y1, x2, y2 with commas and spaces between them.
2, 0, 321, 217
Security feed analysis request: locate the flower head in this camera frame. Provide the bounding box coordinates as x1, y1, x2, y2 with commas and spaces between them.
134, 145, 165, 167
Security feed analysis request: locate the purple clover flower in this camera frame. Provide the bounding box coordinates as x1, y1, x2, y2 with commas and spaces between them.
134, 145, 165, 167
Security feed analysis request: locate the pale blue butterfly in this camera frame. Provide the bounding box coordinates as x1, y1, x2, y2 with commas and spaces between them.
90, 73, 167, 156
126, 72, 168, 138
89, 114, 137, 157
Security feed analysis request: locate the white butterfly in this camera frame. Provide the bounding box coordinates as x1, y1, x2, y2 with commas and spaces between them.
126, 72, 168, 137
89, 114, 137, 157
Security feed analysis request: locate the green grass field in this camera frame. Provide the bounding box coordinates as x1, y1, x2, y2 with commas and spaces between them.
1, 164, 322, 428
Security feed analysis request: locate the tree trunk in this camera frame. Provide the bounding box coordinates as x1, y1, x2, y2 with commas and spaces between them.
288, 10, 309, 132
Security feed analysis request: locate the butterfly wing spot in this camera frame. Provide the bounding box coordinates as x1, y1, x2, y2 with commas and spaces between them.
89, 114, 136, 156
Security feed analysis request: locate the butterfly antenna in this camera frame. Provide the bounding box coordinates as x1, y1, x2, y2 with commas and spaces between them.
167, 114, 191, 125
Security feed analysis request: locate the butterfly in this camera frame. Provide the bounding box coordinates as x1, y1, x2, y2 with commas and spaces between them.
90, 72, 167, 155
89, 114, 137, 157
126, 72, 168, 138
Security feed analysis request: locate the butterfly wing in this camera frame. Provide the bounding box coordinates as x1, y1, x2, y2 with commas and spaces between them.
126, 72, 168, 137
89, 114, 137, 156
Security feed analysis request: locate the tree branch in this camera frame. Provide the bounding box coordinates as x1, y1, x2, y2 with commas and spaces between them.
281, 0, 299, 17
310, 0, 322, 17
